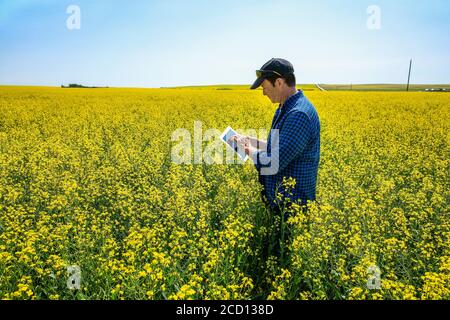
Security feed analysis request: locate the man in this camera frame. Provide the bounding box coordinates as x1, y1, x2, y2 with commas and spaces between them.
247, 58, 320, 258
232, 58, 321, 260
235, 58, 321, 211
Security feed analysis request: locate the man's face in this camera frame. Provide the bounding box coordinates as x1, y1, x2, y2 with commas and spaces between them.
261, 79, 280, 103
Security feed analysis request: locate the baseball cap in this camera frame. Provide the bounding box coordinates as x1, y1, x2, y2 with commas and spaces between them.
250, 58, 295, 89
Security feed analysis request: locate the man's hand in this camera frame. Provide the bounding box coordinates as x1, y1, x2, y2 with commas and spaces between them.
228, 135, 259, 157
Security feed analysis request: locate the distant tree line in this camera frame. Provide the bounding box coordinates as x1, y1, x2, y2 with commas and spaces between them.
61, 84, 109, 88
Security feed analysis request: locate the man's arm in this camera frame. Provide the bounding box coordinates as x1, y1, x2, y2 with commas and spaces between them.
248, 136, 267, 152
251, 111, 311, 174
229, 135, 267, 152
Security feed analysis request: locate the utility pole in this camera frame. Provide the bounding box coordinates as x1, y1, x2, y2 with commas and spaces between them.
407, 59, 412, 92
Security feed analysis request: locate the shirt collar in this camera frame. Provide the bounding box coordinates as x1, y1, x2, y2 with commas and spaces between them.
279, 90, 303, 113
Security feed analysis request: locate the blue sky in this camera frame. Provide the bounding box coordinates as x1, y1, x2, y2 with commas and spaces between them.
0, 0, 449, 87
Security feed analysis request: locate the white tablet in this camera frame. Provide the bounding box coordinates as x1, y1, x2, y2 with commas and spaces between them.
219, 126, 249, 162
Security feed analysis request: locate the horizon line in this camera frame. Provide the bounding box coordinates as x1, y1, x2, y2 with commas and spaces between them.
2, 83, 450, 89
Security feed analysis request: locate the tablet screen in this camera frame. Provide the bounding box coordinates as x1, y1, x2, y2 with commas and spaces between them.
220, 127, 248, 162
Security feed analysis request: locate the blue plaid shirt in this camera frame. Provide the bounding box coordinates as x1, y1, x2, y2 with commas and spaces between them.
253, 90, 320, 208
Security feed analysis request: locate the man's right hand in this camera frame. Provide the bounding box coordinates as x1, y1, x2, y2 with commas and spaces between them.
228, 135, 248, 147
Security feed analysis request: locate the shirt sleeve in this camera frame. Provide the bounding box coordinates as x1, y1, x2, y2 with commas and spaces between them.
253, 111, 311, 174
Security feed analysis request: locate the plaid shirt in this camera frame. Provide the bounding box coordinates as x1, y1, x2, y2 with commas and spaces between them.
253, 90, 320, 208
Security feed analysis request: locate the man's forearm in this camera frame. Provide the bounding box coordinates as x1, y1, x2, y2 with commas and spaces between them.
248, 136, 267, 151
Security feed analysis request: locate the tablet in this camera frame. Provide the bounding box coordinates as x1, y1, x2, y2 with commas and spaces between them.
219, 126, 249, 162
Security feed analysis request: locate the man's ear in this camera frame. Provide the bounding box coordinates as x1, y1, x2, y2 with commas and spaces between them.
276, 78, 284, 88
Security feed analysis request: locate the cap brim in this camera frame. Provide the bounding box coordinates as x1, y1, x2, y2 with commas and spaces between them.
250, 76, 264, 90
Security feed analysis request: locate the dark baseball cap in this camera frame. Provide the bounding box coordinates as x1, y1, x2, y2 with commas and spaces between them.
250, 58, 295, 89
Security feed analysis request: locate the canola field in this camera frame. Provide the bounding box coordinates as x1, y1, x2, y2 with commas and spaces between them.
0, 86, 449, 300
